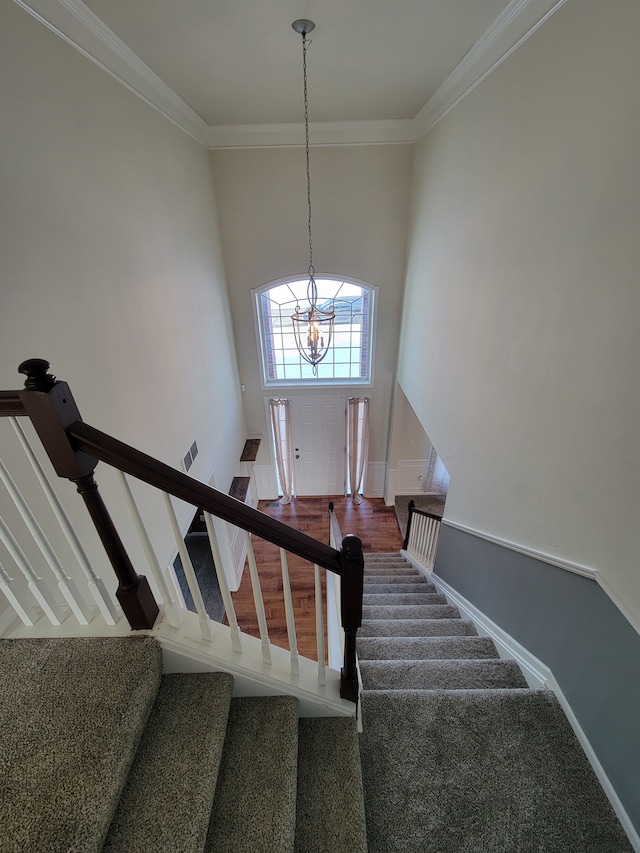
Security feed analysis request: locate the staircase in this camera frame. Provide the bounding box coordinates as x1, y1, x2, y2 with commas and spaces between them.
0, 636, 367, 853
357, 553, 633, 853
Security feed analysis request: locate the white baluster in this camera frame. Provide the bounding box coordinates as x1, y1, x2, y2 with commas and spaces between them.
243, 531, 271, 665
279, 549, 299, 675
163, 493, 212, 642
10, 417, 119, 624
204, 512, 242, 653
0, 515, 61, 624
0, 460, 91, 624
0, 560, 38, 626
314, 563, 326, 686
117, 472, 182, 629
417, 515, 428, 560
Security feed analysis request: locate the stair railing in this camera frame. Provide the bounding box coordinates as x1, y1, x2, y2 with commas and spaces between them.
402, 499, 442, 570
0, 359, 364, 702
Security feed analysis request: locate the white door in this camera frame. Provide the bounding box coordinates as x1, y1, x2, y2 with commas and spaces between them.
290, 396, 346, 496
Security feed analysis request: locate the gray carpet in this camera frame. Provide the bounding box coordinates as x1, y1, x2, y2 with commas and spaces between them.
0, 637, 161, 853
103, 672, 234, 852
357, 553, 632, 852
1, 637, 367, 853
295, 718, 368, 853
205, 696, 299, 853
173, 533, 225, 622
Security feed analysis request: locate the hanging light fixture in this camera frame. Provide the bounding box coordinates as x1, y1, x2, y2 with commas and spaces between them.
290, 19, 334, 375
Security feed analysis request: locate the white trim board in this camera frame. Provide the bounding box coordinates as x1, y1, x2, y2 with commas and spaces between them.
419, 565, 640, 853
15, 0, 569, 149
441, 519, 640, 639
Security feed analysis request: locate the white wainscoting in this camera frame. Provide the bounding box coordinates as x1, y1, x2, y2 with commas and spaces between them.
396, 458, 429, 494
364, 462, 386, 498
253, 464, 278, 501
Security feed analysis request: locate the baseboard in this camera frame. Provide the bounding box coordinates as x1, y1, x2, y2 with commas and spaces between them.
413, 561, 640, 852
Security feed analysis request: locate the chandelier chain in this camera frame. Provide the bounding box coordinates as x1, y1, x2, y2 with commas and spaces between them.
302, 32, 316, 292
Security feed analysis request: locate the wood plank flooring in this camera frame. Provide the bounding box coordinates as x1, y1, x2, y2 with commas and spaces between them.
229, 496, 403, 661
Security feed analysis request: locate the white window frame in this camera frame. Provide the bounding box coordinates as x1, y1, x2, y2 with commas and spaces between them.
253, 275, 377, 389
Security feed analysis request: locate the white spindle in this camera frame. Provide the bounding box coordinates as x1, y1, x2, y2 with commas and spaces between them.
314, 563, 326, 685
426, 518, 434, 566
279, 548, 299, 675
417, 515, 428, 559
117, 472, 182, 629
163, 493, 212, 642
0, 515, 61, 624
407, 512, 441, 569
204, 511, 242, 653
0, 459, 91, 624
10, 417, 118, 624
0, 560, 38, 626
243, 531, 271, 665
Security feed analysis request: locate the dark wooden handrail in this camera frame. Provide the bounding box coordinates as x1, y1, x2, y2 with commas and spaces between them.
402, 498, 443, 550
68, 421, 342, 575
3, 359, 363, 701
0, 391, 25, 416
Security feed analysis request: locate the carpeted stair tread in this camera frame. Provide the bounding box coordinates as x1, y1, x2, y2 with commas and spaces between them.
0, 637, 161, 853
359, 688, 632, 852
363, 592, 446, 606
360, 658, 528, 690
359, 618, 478, 637
363, 582, 436, 594
205, 695, 299, 853
295, 717, 367, 853
357, 635, 499, 660
103, 671, 234, 852
362, 603, 460, 620
364, 553, 409, 562
363, 567, 419, 576
364, 574, 431, 585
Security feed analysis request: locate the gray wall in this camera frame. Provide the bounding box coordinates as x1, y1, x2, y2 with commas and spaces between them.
434, 524, 640, 833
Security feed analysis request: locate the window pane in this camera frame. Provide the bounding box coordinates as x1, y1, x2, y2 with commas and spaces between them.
258, 278, 373, 386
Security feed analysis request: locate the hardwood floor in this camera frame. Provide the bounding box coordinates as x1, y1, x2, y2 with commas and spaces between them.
229, 496, 403, 661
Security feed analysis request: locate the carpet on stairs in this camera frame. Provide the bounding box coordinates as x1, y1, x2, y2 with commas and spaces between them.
0, 637, 161, 853
0, 636, 367, 853
357, 552, 632, 853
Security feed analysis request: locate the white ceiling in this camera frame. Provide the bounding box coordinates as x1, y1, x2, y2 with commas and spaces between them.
81, 0, 509, 126
17, 0, 567, 145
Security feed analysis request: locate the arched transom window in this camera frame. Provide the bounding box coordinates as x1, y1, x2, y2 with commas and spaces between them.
255, 277, 375, 386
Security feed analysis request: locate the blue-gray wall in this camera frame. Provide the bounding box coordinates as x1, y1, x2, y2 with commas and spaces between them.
434, 524, 640, 834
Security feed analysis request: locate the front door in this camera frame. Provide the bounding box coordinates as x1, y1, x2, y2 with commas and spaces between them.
290, 396, 346, 496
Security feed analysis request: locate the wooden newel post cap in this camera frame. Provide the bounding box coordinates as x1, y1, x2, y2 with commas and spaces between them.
341, 534, 363, 561
18, 359, 57, 391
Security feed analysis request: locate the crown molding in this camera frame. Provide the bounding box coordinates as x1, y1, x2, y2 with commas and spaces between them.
206, 119, 417, 150
415, 0, 570, 138
14, 0, 567, 149
12, 0, 209, 145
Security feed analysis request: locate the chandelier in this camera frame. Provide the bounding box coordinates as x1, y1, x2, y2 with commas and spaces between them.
290, 19, 334, 375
